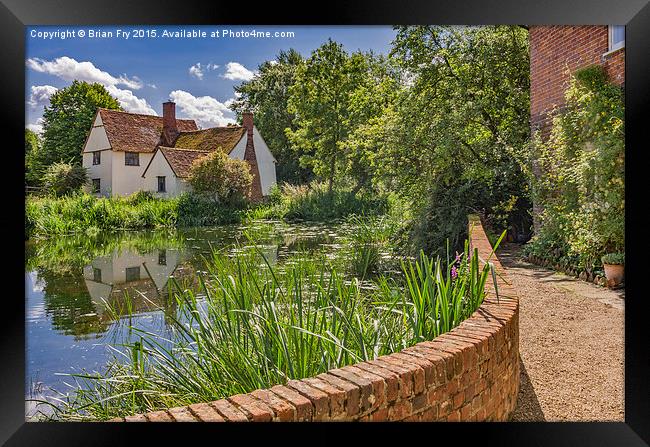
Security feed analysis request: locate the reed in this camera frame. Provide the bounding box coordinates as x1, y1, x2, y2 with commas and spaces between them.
40, 231, 503, 421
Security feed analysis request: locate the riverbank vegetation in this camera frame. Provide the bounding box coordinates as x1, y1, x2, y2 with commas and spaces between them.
43, 231, 502, 421
25, 182, 392, 238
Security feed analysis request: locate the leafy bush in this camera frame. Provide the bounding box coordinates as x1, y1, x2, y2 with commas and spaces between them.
601, 252, 624, 265
42, 162, 88, 197
187, 150, 253, 207
530, 65, 624, 271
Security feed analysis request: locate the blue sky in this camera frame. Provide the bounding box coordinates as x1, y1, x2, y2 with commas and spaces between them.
25, 25, 397, 132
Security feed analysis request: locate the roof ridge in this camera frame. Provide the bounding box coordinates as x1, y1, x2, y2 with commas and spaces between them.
98, 108, 195, 122
159, 146, 211, 152
178, 125, 244, 134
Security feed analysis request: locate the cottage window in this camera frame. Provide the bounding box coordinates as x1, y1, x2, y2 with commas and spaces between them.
125, 152, 140, 166
125, 266, 140, 282
157, 176, 166, 193
92, 151, 101, 165
608, 25, 625, 52
92, 178, 100, 193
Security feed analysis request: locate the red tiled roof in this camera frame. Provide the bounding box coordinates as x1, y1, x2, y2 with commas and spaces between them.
172, 126, 245, 153
99, 109, 198, 153
158, 147, 210, 178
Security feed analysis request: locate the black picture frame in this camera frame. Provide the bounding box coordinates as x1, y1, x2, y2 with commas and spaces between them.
4, 0, 649, 445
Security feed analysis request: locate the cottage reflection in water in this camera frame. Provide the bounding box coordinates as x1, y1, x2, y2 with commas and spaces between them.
82, 247, 191, 319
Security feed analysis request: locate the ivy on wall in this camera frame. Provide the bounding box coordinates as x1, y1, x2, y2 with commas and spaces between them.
526, 65, 624, 272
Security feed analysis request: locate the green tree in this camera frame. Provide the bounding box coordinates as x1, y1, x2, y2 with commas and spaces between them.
286, 39, 367, 193
25, 128, 40, 156
25, 128, 42, 186
383, 25, 531, 255
341, 53, 403, 195
230, 49, 311, 184
39, 81, 121, 172
187, 150, 253, 206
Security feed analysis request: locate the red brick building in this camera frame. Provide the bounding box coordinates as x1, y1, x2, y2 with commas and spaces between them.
529, 25, 625, 230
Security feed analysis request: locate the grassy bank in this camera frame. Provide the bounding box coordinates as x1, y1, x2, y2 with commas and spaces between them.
40, 231, 502, 421
26, 183, 390, 238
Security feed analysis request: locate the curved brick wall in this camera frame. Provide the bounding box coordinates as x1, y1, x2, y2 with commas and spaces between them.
111, 214, 520, 422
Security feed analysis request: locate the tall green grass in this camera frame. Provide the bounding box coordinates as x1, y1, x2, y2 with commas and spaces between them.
26, 183, 391, 238
248, 182, 389, 222
25, 192, 246, 238
41, 231, 503, 421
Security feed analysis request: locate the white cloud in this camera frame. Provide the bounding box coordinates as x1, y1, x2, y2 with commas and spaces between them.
222, 62, 255, 81
26, 56, 142, 89
189, 62, 220, 80
106, 85, 157, 115
25, 56, 155, 115
189, 63, 204, 80
26, 117, 45, 135
169, 90, 235, 128
28, 85, 58, 109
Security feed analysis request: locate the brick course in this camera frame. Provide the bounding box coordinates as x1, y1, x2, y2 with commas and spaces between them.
112, 214, 520, 422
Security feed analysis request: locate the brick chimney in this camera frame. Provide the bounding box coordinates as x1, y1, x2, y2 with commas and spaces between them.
161, 101, 179, 146
242, 112, 263, 201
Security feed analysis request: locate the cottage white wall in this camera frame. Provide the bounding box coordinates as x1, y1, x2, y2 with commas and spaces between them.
229, 128, 276, 196
142, 150, 185, 197
229, 136, 247, 160
110, 151, 153, 197
252, 127, 277, 196
82, 116, 113, 196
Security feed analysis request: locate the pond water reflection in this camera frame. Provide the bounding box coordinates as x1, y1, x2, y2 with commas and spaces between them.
25, 221, 354, 413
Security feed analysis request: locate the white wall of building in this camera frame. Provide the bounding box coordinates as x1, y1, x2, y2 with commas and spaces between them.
110, 151, 153, 197
82, 114, 113, 196
229, 127, 277, 195
141, 150, 186, 197
253, 127, 277, 196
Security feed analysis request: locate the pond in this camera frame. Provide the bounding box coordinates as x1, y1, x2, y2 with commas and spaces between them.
25, 220, 385, 418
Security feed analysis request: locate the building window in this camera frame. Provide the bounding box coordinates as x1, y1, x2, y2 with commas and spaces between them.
608, 25, 625, 52
92, 178, 101, 193
157, 176, 166, 193
92, 151, 101, 165
125, 266, 141, 282
158, 249, 167, 266
93, 267, 102, 282
125, 152, 140, 166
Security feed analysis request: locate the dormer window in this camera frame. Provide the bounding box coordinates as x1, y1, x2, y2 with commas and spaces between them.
93, 151, 101, 165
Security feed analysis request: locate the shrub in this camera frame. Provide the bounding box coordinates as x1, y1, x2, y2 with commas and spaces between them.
530, 65, 624, 270
187, 151, 253, 207
601, 252, 624, 265
42, 162, 88, 197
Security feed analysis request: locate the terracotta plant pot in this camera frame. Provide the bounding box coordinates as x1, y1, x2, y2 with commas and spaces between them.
603, 263, 624, 288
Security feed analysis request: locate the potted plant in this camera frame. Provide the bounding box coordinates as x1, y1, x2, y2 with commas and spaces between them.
601, 252, 625, 288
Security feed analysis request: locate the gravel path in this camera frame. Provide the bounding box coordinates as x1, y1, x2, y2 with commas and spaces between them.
497, 243, 625, 422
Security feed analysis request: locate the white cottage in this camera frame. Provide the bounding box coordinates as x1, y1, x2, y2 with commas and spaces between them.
81, 101, 276, 200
